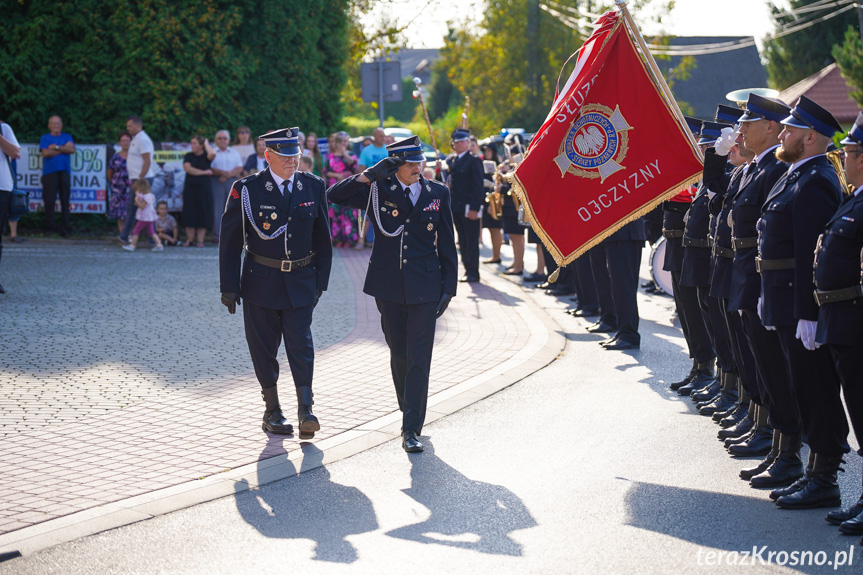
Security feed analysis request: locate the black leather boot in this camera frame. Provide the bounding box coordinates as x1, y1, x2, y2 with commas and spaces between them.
750, 432, 804, 488
691, 377, 721, 402
719, 401, 749, 429
699, 373, 739, 416
296, 386, 320, 440
677, 361, 715, 396
770, 450, 814, 501
728, 424, 773, 457
776, 453, 843, 509
261, 387, 294, 434
740, 428, 780, 481
828, 474, 863, 527
711, 376, 744, 421
670, 359, 698, 391
719, 406, 754, 440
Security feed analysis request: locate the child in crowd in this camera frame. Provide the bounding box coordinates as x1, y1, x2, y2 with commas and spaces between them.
154, 201, 179, 246
299, 156, 314, 173
122, 179, 163, 252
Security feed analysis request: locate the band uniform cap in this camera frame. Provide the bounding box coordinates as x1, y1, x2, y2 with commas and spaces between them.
684, 117, 703, 136
259, 127, 301, 157
698, 121, 728, 146
780, 95, 843, 137
738, 94, 791, 123
387, 135, 425, 163
715, 104, 744, 125
451, 128, 470, 142
840, 111, 863, 146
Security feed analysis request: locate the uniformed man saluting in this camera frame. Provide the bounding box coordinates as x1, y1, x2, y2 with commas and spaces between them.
328, 136, 458, 453
219, 127, 332, 439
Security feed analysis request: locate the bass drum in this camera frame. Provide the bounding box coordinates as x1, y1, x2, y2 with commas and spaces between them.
649, 237, 674, 295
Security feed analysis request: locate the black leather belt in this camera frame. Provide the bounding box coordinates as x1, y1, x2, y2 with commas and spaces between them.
732, 237, 757, 250
245, 249, 315, 272
713, 244, 734, 259
814, 285, 863, 306
682, 236, 711, 249
662, 229, 684, 239
755, 257, 795, 273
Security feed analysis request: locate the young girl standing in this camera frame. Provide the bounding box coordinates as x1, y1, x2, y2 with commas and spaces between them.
122, 179, 163, 252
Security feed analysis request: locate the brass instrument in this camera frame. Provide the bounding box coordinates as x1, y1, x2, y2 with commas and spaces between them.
827, 149, 855, 196
483, 159, 503, 219
725, 87, 779, 109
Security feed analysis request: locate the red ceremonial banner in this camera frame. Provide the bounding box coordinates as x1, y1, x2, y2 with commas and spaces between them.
512, 10, 703, 267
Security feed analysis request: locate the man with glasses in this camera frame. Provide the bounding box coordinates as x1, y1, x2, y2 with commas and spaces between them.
219, 127, 332, 439
211, 130, 244, 243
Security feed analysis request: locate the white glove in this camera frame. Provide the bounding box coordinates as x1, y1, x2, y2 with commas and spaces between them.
714, 126, 738, 156
758, 297, 776, 331
796, 319, 821, 351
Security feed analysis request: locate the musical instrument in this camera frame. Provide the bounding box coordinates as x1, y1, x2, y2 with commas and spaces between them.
827, 149, 855, 196
483, 160, 503, 219
649, 237, 673, 295
725, 88, 779, 109
412, 77, 441, 173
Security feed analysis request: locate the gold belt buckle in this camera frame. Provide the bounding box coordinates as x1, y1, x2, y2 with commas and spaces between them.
280, 260, 293, 272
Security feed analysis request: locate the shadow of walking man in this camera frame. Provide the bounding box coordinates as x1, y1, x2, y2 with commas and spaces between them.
386, 442, 537, 555
234, 440, 378, 563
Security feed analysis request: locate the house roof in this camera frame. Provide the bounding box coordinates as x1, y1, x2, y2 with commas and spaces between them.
778, 63, 860, 125
653, 36, 768, 120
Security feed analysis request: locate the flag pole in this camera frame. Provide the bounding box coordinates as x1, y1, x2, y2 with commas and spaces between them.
615, 0, 703, 160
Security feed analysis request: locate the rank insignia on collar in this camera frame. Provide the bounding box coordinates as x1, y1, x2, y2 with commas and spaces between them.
296, 180, 303, 191
271, 212, 278, 220
265, 181, 274, 191
425, 184, 431, 192
390, 185, 397, 191
263, 222, 271, 230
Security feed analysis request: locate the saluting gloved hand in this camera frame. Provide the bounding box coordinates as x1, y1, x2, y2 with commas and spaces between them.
796, 319, 821, 351
714, 126, 738, 156
363, 157, 405, 181
221, 292, 241, 314
435, 293, 453, 318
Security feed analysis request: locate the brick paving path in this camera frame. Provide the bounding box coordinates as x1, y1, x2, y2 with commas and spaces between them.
0, 242, 545, 536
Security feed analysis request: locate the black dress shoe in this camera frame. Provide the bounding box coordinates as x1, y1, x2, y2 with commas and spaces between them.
545, 286, 574, 296
838, 509, 863, 534
458, 275, 480, 283
0, 282, 5, 294
535, 281, 551, 289
677, 370, 715, 397
599, 334, 618, 346
728, 426, 773, 457
602, 339, 639, 351
570, 307, 600, 318
827, 497, 863, 526
776, 454, 843, 509
402, 431, 424, 453
262, 409, 294, 434
690, 379, 720, 402
296, 387, 320, 440
586, 321, 617, 333
699, 389, 739, 416
718, 403, 749, 428
725, 428, 756, 448
770, 474, 810, 501
718, 415, 754, 440
740, 452, 777, 481
523, 272, 547, 283
670, 362, 698, 391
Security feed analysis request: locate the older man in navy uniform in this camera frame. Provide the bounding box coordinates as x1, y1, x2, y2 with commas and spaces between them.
817, 112, 863, 535
328, 136, 458, 453
445, 128, 484, 283
219, 127, 332, 439
756, 97, 850, 509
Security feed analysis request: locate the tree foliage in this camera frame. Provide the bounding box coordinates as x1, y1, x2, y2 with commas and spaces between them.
763, 0, 857, 89
832, 25, 863, 107
0, 0, 351, 142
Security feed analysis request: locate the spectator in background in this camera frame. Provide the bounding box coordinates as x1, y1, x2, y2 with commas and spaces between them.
231, 125, 255, 165
154, 201, 178, 246
0, 116, 20, 294
361, 137, 372, 150
243, 138, 268, 177
324, 133, 359, 248
119, 115, 156, 243
299, 156, 314, 173
469, 135, 481, 157
210, 129, 243, 243
106, 131, 132, 234
39, 115, 75, 237
182, 135, 215, 247
357, 128, 390, 250
121, 179, 163, 252
304, 132, 323, 177
298, 131, 306, 153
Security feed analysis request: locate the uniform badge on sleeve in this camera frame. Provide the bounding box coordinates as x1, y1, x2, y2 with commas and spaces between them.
230, 188, 239, 200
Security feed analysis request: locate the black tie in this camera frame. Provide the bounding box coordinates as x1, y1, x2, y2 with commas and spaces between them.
404, 187, 414, 210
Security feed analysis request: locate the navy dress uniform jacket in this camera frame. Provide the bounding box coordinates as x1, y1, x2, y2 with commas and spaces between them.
445, 152, 484, 212
815, 192, 863, 344
327, 174, 458, 304
219, 168, 333, 309
703, 153, 747, 299
758, 156, 842, 327
680, 183, 712, 287
728, 149, 786, 311
661, 201, 689, 272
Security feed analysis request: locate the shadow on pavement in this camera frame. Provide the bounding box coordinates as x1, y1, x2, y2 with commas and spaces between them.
385, 442, 537, 555
233, 442, 378, 564
623, 480, 858, 571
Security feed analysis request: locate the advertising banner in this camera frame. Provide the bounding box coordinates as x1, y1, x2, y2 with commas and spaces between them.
16, 144, 107, 214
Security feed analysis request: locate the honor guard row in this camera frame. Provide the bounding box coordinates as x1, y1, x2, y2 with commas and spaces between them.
659, 91, 863, 544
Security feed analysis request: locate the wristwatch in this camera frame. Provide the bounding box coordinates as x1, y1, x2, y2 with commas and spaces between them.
53, 144, 59, 150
